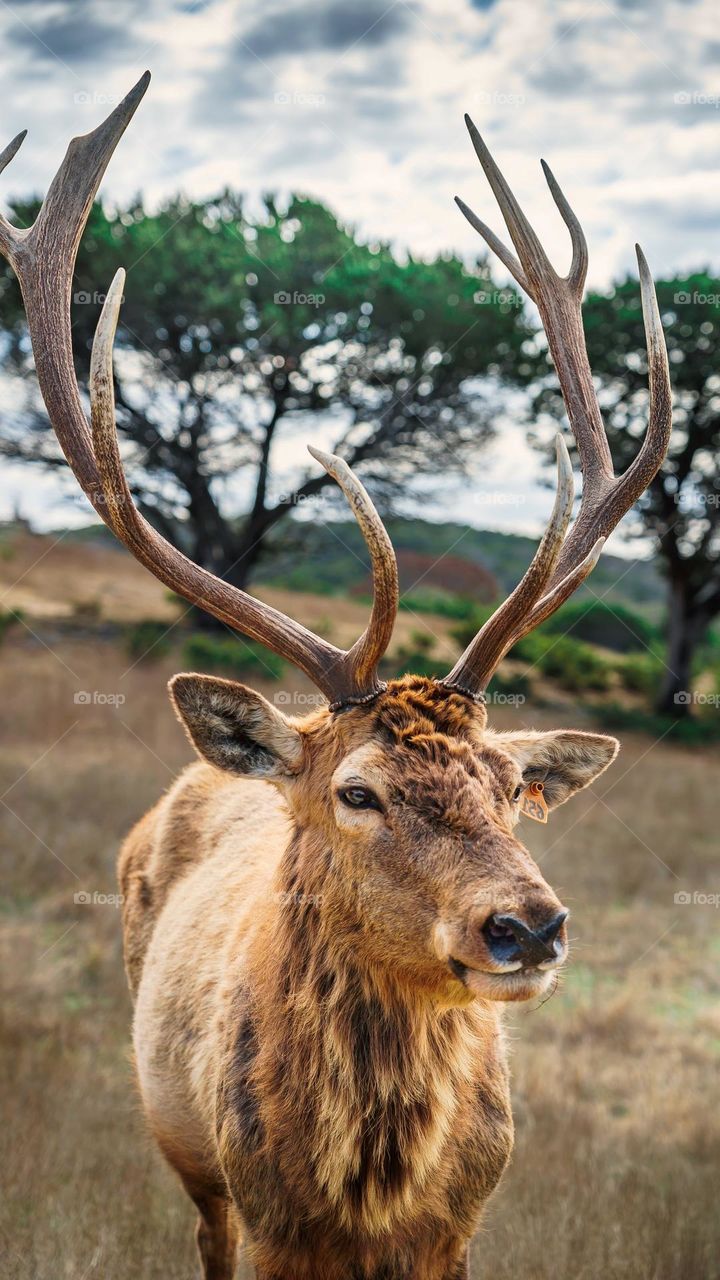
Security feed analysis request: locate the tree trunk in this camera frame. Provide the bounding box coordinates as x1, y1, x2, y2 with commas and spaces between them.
654, 577, 707, 716
221, 526, 267, 593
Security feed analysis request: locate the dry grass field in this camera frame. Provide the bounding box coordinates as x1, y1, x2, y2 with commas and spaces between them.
1, 534, 719, 1279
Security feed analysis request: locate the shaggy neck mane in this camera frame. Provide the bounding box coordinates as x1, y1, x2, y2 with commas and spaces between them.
243, 824, 492, 1236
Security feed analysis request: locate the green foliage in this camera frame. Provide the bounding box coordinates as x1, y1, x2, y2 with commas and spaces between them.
125, 620, 172, 663
450, 597, 669, 697
541, 600, 661, 654
398, 591, 485, 622
391, 630, 439, 679
0, 193, 531, 594
592, 702, 720, 745
0, 609, 21, 644
620, 653, 664, 696
450, 615, 613, 692
486, 670, 531, 702
515, 633, 613, 693
182, 632, 285, 680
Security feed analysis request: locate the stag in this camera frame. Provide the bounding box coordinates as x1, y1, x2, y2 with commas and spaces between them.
0, 77, 671, 1280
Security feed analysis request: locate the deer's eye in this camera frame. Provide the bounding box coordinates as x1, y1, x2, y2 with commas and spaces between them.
511, 783, 523, 803
338, 786, 381, 811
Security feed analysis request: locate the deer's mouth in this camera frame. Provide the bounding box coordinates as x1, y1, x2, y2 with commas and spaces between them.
448, 956, 560, 1003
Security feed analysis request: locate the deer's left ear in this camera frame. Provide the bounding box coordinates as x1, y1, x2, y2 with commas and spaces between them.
488, 729, 619, 809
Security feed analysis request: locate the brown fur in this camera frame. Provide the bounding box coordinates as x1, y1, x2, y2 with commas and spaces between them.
120, 676, 618, 1279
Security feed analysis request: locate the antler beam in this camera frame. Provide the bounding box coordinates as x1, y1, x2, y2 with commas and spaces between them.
440, 118, 672, 697
0, 77, 398, 707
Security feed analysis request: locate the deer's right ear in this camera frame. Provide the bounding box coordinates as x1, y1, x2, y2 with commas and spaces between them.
169, 675, 304, 779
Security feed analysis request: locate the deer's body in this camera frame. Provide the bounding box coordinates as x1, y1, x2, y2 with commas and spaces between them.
121, 689, 519, 1279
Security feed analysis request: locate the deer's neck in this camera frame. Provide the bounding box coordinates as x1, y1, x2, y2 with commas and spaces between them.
241, 826, 502, 1234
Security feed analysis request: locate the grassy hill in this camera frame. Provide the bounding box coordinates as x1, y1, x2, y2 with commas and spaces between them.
25, 514, 666, 614
260, 516, 666, 613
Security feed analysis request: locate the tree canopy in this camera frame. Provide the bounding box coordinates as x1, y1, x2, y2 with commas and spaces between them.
0, 191, 531, 587
536, 272, 720, 711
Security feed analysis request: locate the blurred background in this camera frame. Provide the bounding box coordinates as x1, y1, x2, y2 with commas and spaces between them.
0, 1, 718, 1277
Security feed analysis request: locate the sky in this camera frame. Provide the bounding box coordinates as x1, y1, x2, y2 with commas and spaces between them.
0, 0, 717, 548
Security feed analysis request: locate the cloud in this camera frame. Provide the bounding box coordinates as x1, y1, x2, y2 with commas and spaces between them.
3, 0, 718, 535
235, 0, 413, 62
2, 0, 720, 289
7, 9, 135, 64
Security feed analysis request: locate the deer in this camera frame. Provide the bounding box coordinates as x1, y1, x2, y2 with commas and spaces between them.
0, 75, 672, 1280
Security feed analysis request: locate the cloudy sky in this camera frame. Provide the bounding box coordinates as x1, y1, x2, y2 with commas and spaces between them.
0, 0, 717, 544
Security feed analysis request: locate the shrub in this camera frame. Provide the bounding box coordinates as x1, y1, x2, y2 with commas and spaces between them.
0, 609, 21, 644
391, 630, 439, 679
620, 652, 664, 697
541, 599, 661, 654
543, 637, 613, 692
509, 631, 613, 692
73, 599, 102, 622
399, 592, 488, 623
126, 620, 172, 663
486, 669, 531, 702
182, 632, 285, 680
450, 609, 496, 651
593, 702, 720, 745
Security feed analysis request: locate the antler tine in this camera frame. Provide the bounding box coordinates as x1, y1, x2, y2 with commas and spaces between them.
463, 115, 556, 300
90, 274, 397, 705
307, 447, 399, 697
613, 245, 673, 502
441, 127, 672, 696
0, 129, 27, 177
540, 159, 588, 296
0, 130, 28, 256
459, 119, 614, 486
454, 196, 530, 296
0, 73, 151, 497
524, 244, 672, 606
442, 436, 574, 695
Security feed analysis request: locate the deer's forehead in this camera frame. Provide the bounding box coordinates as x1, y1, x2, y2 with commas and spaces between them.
331, 728, 519, 802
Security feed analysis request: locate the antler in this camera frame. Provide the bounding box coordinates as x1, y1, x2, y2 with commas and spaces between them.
440, 117, 672, 697
0, 76, 398, 708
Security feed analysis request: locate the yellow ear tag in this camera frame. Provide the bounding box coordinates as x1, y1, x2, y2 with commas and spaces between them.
520, 780, 548, 824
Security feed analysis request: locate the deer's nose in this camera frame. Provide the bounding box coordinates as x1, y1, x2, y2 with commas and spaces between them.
483, 909, 568, 969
